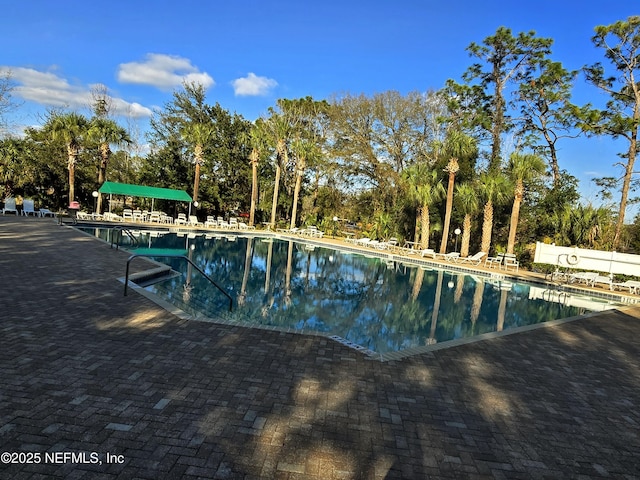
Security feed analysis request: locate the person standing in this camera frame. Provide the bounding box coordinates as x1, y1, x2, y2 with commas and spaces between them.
15, 195, 24, 216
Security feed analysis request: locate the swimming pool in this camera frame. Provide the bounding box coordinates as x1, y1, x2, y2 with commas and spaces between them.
81, 227, 624, 359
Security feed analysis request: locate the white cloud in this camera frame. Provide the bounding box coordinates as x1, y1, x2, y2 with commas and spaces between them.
231, 72, 278, 96
117, 53, 215, 90
1, 66, 153, 118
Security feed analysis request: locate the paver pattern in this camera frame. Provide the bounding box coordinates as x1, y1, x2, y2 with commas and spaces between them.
1, 216, 639, 479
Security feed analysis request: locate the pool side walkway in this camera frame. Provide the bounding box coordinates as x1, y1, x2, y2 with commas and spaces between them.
1, 216, 639, 479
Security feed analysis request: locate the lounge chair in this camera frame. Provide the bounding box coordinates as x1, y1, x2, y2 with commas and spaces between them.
458, 251, 487, 266
612, 280, 640, 294
102, 212, 122, 222
2, 197, 17, 215
132, 209, 144, 222
420, 248, 436, 259
593, 275, 613, 290
204, 216, 217, 228
22, 199, 37, 216
188, 215, 203, 227
175, 213, 188, 225
38, 208, 55, 218
434, 252, 460, 262
122, 208, 133, 221
355, 237, 372, 245
569, 271, 599, 286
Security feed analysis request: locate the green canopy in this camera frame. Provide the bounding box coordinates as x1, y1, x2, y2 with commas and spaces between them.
99, 181, 192, 202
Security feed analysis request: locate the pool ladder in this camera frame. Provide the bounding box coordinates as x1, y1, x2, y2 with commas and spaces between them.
110, 226, 140, 250
123, 253, 233, 312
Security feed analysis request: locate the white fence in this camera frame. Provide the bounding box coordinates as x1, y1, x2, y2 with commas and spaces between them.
533, 242, 640, 276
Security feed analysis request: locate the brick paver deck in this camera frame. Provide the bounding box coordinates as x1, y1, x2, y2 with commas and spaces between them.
1, 216, 639, 479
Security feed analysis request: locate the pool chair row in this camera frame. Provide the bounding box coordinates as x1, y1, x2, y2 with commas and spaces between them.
484, 252, 519, 271
202, 216, 255, 230
548, 270, 640, 295
420, 250, 490, 266
2, 198, 55, 217
278, 226, 324, 238
346, 237, 399, 250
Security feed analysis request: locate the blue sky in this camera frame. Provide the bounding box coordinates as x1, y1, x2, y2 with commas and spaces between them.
1, 0, 637, 213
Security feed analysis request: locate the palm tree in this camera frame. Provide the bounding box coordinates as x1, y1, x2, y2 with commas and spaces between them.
263, 113, 293, 228
438, 131, 477, 253
455, 183, 479, 257
478, 172, 509, 255
506, 152, 546, 254
247, 121, 269, 227
182, 122, 214, 203
289, 137, 320, 229
403, 164, 445, 249
88, 118, 130, 213
50, 112, 89, 203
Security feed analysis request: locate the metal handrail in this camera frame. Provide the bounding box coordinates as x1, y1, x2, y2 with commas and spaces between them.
110, 226, 140, 250
124, 253, 233, 312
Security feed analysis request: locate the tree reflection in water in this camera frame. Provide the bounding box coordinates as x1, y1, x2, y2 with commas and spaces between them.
125, 233, 610, 357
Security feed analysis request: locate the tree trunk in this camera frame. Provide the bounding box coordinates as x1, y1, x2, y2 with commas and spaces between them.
480, 201, 493, 254
439, 171, 455, 254
290, 171, 303, 230
460, 214, 472, 257
270, 164, 281, 227
506, 181, 523, 254
420, 203, 430, 249
249, 156, 258, 227
96, 143, 110, 214
542, 129, 560, 186
193, 162, 201, 203
613, 138, 637, 250
489, 77, 505, 173
67, 147, 76, 203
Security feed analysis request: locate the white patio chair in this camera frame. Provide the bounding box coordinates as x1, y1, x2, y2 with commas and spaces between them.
501, 253, 519, 271
485, 253, 505, 269
22, 199, 37, 216
2, 197, 17, 215
188, 215, 203, 227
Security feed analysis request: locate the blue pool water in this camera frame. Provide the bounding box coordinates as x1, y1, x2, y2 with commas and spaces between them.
81, 227, 622, 358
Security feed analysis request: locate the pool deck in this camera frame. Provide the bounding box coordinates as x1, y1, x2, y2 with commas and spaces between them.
1, 216, 640, 479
